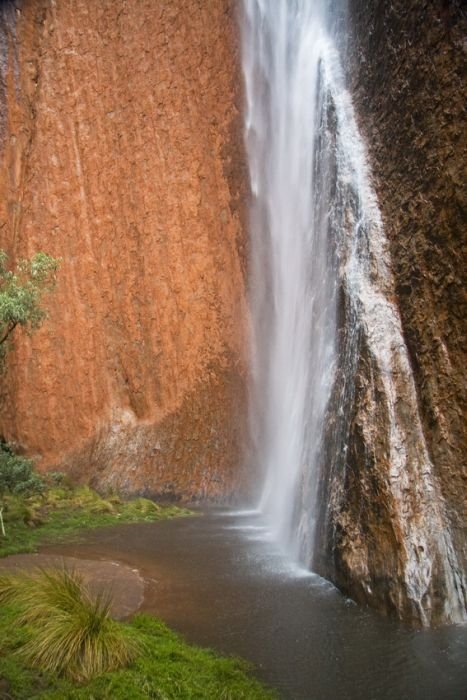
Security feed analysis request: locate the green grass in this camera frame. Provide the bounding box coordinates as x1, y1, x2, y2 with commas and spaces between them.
0, 568, 139, 682
0, 599, 275, 699
0, 487, 192, 558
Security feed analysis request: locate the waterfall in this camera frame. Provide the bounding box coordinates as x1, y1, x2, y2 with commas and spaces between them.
241, 0, 466, 622
241, 0, 365, 564
241, 0, 339, 565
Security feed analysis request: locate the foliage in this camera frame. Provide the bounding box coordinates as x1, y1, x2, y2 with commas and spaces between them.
0, 568, 139, 682
0, 443, 45, 537
0, 442, 45, 499
0, 601, 275, 699
0, 250, 59, 363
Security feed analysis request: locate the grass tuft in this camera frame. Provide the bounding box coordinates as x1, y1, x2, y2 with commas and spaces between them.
1, 568, 139, 682
0, 597, 275, 699
0, 571, 20, 603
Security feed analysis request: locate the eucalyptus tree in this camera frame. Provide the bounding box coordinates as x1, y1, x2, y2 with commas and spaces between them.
0, 250, 59, 362
0, 250, 59, 535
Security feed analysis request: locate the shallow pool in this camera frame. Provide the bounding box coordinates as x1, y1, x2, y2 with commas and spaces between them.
46, 510, 467, 700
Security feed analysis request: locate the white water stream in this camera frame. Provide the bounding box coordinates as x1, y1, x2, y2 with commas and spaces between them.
241, 0, 466, 623
242, 0, 338, 565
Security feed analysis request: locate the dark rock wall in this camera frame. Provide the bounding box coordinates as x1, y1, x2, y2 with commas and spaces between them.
320, 0, 466, 624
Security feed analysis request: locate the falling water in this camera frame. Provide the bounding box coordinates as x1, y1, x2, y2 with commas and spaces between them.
241, 0, 339, 564
241, 0, 361, 564
241, 0, 467, 622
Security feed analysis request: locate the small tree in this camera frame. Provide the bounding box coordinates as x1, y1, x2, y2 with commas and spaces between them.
0, 250, 59, 364
0, 250, 59, 534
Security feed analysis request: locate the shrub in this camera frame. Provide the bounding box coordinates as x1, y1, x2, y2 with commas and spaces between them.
46, 471, 69, 488
0, 444, 44, 498
0, 568, 140, 682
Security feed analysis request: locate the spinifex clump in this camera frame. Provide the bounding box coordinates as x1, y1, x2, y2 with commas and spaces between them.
0, 567, 139, 681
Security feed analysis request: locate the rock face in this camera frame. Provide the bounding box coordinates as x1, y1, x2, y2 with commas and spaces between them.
1, 0, 464, 627
316, 1, 466, 625
0, 0, 248, 500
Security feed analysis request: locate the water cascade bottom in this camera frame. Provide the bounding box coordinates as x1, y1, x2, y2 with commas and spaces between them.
45, 512, 467, 700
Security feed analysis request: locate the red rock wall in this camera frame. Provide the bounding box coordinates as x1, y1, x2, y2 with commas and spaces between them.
0, 0, 248, 500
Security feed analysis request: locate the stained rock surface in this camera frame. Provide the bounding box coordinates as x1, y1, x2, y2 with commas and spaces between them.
0, 0, 248, 500
317, 0, 466, 625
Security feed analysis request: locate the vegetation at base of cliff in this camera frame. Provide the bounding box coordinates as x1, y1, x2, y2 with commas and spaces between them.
0, 449, 192, 558
0, 486, 192, 558
0, 584, 275, 699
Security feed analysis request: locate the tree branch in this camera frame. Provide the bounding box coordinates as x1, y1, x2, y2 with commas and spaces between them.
0, 321, 18, 346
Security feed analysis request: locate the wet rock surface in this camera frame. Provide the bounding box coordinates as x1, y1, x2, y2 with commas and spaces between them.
319, 0, 467, 624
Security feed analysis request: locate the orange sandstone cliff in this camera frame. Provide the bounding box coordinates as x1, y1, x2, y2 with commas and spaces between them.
0, 0, 248, 500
